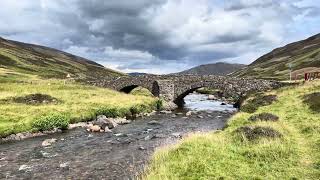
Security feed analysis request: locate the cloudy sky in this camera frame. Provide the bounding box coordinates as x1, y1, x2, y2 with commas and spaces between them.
0, 0, 319, 74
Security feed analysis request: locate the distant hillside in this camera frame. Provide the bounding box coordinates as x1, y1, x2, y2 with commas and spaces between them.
0, 37, 124, 80
128, 72, 148, 76
232, 33, 320, 80
176, 62, 246, 76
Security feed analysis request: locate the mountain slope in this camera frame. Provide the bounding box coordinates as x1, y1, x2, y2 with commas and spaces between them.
176, 62, 246, 76
0, 37, 124, 80
232, 33, 320, 80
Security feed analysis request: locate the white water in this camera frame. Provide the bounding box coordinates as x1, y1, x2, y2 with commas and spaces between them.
184, 93, 237, 112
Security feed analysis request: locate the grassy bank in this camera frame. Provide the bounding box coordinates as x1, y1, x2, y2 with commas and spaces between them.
0, 77, 159, 137
145, 81, 320, 179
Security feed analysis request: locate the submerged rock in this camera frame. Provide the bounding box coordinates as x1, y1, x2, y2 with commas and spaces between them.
19, 165, 32, 172
59, 162, 70, 170
104, 127, 112, 133
42, 138, 57, 147
171, 114, 177, 118
148, 120, 161, 125
114, 133, 127, 137
160, 110, 172, 114
113, 118, 131, 125
171, 133, 181, 138
144, 135, 155, 141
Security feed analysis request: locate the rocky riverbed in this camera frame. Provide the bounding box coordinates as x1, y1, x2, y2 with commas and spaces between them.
0, 93, 236, 179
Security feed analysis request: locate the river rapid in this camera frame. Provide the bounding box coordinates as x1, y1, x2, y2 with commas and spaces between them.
0, 93, 236, 179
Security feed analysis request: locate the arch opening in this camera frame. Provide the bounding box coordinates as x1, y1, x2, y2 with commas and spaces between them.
174, 86, 227, 108
174, 87, 202, 107
119, 85, 139, 93
151, 81, 160, 97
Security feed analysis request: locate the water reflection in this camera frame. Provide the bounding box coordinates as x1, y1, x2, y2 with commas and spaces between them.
184, 93, 237, 112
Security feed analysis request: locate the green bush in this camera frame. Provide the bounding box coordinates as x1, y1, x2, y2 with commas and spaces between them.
32, 113, 69, 131
155, 98, 163, 110
96, 107, 122, 118
130, 104, 149, 115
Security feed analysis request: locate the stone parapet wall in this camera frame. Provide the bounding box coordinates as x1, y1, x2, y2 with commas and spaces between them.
85, 75, 282, 106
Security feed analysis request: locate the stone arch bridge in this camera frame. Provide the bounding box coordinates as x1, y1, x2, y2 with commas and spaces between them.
87, 75, 281, 107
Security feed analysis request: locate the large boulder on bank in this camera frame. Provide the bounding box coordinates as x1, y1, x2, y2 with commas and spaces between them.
93, 115, 108, 129
42, 138, 57, 147
93, 115, 118, 129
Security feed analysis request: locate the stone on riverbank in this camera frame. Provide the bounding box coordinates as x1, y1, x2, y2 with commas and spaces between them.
92, 115, 118, 129
93, 115, 109, 129
19, 165, 32, 172
186, 111, 192, 116
87, 125, 101, 132
208, 95, 216, 100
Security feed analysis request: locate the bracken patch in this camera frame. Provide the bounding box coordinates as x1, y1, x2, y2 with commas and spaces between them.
236, 126, 282, 141
241, 94, 277, 113
7, 93, 60, 105
249, 113, 279, 122
303, 92, 320, 113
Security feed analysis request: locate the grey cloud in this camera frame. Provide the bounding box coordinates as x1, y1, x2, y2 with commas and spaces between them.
0, 0, 319, 74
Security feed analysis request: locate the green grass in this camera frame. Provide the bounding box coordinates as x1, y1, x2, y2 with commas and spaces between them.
130, 87, 154, 97
0, 39, 125, 80
145, 81, 320, 179
0, 78, 158, 137
195, 87, 220, 95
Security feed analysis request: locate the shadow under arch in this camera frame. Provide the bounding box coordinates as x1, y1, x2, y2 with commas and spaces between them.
151, 81, 160, 97
119, 85, 139, 93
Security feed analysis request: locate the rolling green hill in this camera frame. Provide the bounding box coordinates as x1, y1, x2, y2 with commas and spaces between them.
0, 37, 124, 80
176, 62, 246, 76
232, 33, 320, 80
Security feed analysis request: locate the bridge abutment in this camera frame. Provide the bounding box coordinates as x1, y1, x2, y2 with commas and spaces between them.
152, 80, 178, 110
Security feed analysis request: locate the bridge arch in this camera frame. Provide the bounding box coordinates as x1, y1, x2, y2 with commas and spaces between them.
173, 83, 227, 107
119, 85, 140, 93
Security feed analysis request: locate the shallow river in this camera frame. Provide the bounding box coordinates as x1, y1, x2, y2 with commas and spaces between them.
0, 93, 236, 179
